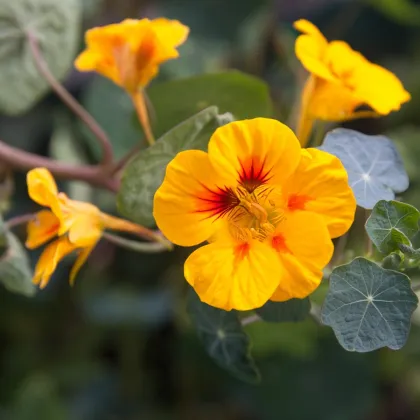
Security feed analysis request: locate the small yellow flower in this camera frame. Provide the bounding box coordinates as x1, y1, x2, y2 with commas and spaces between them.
153, 118, 356, 310
294, 19, 411, 146
26, 168, 159, 289
74, 18, 189, 93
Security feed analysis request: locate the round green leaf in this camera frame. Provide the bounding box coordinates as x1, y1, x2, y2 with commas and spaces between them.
321, 129, 409, 209
148, 70, 273, 137
256, 299, 310, 323
365, 200, 420, 254
322, 257, 418, 352
0, 232, 35, 297
0, 0, 81, 114
117, 106, 233, 226
187, 290, 260, 383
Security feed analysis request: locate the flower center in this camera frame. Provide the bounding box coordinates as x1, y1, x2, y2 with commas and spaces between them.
227, 185, 284, 243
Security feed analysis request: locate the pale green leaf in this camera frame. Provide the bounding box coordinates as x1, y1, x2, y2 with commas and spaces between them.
321, 129, 409, 209
365, 200, 420, 254
0, 0, 81, 114
322, 257, 418, 352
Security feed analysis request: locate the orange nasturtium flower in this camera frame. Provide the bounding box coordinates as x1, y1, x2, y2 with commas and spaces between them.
294, 19, 411, 146
74, 18, 189, 145
153, 118, 356, 311
26, 168, 161, 289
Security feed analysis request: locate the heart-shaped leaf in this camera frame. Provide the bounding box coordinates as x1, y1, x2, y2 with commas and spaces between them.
117, 106, 233, 226
321, 129, 409, 209
365, 200, 420, 254
187, 290, 260, 383
256, 299, 310, 323
322, 257, 418, 352
0, 0, 81, 114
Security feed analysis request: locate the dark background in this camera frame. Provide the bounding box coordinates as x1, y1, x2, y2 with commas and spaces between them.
2, 0, 420, 419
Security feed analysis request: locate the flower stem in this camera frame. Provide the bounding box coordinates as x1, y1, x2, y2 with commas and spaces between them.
132, 91, 156, 146
111, 144, 141, 175
26, 31, 114, 167
365, 209, 373, 257
5, 213, 35, 229
102, 232, 171, 253
0, 139, 119, 191
296, 76, 316, 147
240, 314, 261, 327
312, 121, 327, 147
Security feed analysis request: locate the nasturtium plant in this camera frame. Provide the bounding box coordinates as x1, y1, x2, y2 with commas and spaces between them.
321, 129, 409, 209
187, 290, 260, 383
0, 3, 419, 391
322, 257, 418, 352
118, 106, 234, 226
366, 200, 420, 254
0, 0, 81, 114
0, 216, 34, 297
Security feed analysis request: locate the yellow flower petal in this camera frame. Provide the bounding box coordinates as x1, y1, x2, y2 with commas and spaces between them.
26, 168, 62, 215
154, 150, 233, 246
185, 239, 282, 311
33, 237, 77, 289
294, 19, 336, 82
306, 78, 363, 121
26, 210, 60, 249
293, 19, 328, 44
151, 18, 190, 49
270, 211, 333, 301
69, 245, 96, 286
285, 148, 356, 238
61, 199, 103, 247
351, 62, 411, 115
294, 20, 410, 123
74, 18, 189, 91
208, 118, 302, 189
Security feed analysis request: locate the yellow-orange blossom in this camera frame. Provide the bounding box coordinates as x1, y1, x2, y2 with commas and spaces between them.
74, 18, 189, 144
295, 19, 410, 146
153, 118, 356, 311
26, 168, 161, 289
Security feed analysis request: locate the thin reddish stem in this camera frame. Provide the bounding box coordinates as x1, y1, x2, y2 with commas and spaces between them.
0, 140, 119, 191
26, 31, 114, 167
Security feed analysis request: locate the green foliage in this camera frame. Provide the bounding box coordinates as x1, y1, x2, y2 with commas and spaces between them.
118, 106, 233, 226
322, 257, 418, 352
187, 290, 260, 383
81, 71, 272, 160
0, 215, 35, 296
12, 374, 67, 420
0, 0, 81, 114
148, 71, 273, 136
370, 0, 420, 26
321, 129, 409, 209
80, 77, 146, 160
365, 200, 420, 254
256, 299, 310, 323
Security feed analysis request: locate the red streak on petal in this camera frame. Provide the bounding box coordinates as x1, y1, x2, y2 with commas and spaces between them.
234, 242, 250, 263
288, 194, 313, 211
44, 223, 60, 236
239, 156, 272, 192
195, 185, 240, 219
272, 234, 292, 254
